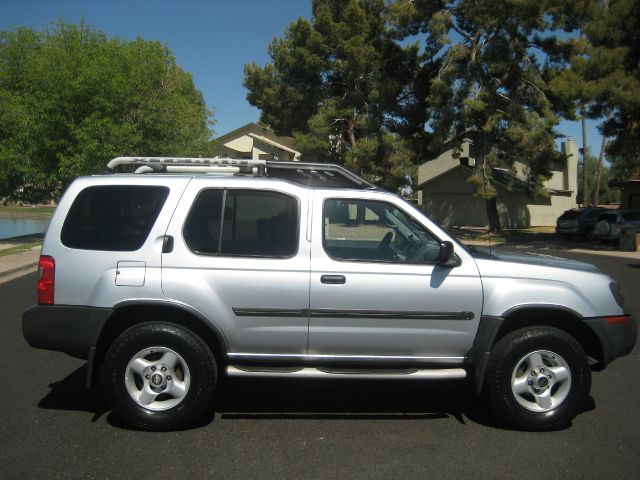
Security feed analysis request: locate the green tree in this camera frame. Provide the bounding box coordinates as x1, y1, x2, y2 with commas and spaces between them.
0, 21, 215, 202
390, 0, 568, 230
243, 0, 419, 192
547, 1, 640, 192
585, 0, 640, 179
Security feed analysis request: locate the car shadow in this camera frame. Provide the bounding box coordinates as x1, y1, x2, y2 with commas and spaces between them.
37, 364, 109, 421
37, 364, 595, 432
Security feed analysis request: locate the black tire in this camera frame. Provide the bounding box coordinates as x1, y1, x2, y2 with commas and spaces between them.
101, 322, 217, 431
484, 326, 591, 431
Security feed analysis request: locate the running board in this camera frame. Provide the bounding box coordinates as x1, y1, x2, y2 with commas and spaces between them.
226, 366, 467, 380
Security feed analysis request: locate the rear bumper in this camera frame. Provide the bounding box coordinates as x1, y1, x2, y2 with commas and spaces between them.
22, 305, 112, 359
583, 313, 637, 366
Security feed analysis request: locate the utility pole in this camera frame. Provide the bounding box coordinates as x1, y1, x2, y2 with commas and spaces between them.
581, 103, 589, 207
593, 110, 613, 206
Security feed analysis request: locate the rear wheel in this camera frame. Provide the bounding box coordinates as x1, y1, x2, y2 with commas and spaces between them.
101, 322, 217, 431
484, 326, 591, 430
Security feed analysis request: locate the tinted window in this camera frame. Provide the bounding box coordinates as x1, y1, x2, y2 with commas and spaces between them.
559, 210, 581, 220
323, 198, 441, 264
184, 189, 298, 257
61, 185, 169, 251
183, 189, 224, 254
599, 213, 617, 222
585, 209, 606, 219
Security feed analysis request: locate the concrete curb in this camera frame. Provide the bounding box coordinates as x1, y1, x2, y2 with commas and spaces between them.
0, 261, 38, 279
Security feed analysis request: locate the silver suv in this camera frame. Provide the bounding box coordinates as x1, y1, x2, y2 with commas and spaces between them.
23, 157, 637, 431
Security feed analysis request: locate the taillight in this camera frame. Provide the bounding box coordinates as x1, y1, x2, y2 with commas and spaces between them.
37, 255, 55, 305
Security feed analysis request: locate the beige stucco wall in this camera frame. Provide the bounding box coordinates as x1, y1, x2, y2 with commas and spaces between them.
250, 140, 295, 160
418, 137, 580, 227
223, 136, 253, 155
561, 139, 579, 198
421, 168, 576, 227
421, 169, 488, 227
527, 194, 574, 226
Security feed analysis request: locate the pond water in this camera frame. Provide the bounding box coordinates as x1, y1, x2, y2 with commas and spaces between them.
0, 217, 51, 240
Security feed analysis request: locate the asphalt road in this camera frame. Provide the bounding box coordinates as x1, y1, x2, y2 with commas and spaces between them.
1, 250, 639, 480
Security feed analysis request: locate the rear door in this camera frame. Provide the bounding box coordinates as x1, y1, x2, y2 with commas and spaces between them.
161, 178, 311, 356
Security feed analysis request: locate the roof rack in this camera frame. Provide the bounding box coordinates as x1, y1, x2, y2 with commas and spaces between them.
104, 157, 378, 189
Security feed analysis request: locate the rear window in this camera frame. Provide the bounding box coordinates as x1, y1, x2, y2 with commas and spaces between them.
585, 209, 606, 219
61, 185, 169, 251
559, 210, 581, 220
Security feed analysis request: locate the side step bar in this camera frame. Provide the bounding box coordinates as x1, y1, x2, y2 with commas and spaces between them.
227, 366, 467, 380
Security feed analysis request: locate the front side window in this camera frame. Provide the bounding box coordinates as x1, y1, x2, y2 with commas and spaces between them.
61, 185, 169, 251
184, 189, 299, 257
323, 198, 441, 264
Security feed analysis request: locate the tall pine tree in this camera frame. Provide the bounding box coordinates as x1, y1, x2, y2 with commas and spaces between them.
390, 0, 566, 230
244, 0, 420, 192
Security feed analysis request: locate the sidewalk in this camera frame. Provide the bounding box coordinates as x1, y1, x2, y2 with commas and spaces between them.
0, 235, 42, 284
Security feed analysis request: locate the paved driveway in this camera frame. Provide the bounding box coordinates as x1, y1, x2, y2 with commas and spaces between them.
1, 250, 639, 479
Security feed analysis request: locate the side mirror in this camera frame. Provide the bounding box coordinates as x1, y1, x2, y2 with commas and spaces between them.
437, 241, 457, 266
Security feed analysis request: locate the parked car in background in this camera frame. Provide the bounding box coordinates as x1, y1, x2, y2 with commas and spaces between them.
555, 207, 608, 239
592, 209, 640, 242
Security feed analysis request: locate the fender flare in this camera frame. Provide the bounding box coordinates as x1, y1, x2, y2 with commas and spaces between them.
87, 299, 229, 389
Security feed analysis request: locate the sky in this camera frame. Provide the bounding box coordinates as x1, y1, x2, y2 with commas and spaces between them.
1, 0, 605, 156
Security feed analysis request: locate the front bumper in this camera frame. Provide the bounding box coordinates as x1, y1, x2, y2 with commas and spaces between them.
583, 313, 637, 366
22, 305, 113, 359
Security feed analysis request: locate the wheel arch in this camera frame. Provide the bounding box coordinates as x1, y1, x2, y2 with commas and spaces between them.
496, 306, 603, 366
89, 300, 228, 389
467, 305, 604, 395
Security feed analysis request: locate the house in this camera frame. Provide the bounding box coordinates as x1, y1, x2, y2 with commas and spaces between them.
212, 123, 301, 161
417, 138, 579, 227
612, 175, 640, 209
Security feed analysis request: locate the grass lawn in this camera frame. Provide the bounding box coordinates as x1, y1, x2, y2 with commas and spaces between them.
0, 206, 55, 215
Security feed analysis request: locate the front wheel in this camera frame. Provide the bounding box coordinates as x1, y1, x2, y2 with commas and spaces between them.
484, 327, 591, 430
101, 322, 217, 431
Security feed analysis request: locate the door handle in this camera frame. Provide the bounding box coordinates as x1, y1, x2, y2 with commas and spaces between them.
321, 274, 346, 284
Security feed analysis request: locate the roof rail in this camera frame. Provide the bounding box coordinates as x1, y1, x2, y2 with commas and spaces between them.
106, 156, 266, 174
104, 156, 378, 189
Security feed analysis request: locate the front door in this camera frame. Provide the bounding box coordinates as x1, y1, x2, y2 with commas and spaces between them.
309, 195, 483, 363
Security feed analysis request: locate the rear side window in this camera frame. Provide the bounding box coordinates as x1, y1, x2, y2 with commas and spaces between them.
184, 189, 298, 257
585, 209, 605, 219
61, 185, 169, 251
599, 213, 617, 222
559, 210, 580, 220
